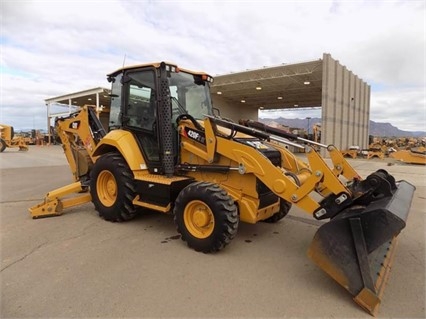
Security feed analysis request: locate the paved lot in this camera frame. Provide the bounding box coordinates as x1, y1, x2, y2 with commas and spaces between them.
1, 145, 425, 318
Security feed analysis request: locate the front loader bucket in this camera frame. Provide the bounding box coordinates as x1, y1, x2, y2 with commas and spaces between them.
308, 180, 415, 316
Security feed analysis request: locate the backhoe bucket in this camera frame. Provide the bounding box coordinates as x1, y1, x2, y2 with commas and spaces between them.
308, 180, 415, 316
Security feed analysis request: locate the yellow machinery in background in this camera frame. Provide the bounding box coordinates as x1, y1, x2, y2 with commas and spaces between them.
312, 123, 321, 143
30, 62, 416, 316
0, 124, 29, 152
390, 146, 426, 165
341, 146, 360, 159
365, 143, 386, 160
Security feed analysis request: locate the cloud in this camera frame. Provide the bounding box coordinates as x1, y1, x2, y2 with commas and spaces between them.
371, 88, 426, 131
0, 0, 424, 133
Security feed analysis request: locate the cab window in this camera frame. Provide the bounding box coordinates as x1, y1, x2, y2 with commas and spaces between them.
125, 70, 156, 132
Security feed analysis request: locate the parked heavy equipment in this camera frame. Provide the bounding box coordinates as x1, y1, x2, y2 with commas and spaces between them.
0, 124, 29, 152
341, 146, 360, 159
30, 62, 415, 316
390, 146, 426, 165
312, 123, 321, 143
365, 142, 385, 160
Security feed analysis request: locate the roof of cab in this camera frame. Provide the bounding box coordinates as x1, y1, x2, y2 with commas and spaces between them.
107, 61, 212, 78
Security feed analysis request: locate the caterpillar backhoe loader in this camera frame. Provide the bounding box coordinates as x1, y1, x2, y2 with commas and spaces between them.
30, 62, 415, 316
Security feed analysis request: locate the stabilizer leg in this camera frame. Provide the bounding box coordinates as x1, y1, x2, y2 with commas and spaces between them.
29, 182, 91, 218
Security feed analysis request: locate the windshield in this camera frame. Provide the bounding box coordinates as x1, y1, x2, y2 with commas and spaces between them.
168, 71, 212, 121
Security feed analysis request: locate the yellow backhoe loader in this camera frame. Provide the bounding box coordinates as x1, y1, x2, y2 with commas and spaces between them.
0, 124, 29, 152
30, 62, 415, 316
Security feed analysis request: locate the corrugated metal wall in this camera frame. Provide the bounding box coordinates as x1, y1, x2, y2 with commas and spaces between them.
321, 53, 370, 150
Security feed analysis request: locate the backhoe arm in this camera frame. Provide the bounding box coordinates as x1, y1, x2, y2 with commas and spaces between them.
29, 105, 106, 218
56, 105, 106, 182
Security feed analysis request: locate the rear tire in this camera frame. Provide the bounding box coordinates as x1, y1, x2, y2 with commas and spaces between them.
90, 152, 137, 222
0, 139, 6, 152
263, 199, 292, 223
173, 182, 239, 253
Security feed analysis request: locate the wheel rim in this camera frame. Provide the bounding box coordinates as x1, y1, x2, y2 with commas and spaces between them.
97, 170, 117, 207
184, 200, 215, 239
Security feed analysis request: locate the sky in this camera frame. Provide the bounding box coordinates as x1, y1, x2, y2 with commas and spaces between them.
0, 0, 425, 132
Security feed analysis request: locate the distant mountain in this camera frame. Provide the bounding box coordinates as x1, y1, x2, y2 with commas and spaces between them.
368, 121, 425, 137
259, 117, 425, 137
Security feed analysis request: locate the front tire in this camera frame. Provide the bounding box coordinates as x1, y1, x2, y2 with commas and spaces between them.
90, 152, 137, 222
173, 182, 239, 253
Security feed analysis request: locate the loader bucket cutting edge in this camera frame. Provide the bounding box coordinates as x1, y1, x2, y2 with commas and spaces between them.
307, 180, 415, 316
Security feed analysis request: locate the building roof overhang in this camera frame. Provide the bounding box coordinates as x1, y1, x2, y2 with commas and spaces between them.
211, 59, 323, 110
45, 87, 111, 109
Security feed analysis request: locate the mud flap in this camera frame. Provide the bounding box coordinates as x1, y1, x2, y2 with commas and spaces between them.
308, 180, 416, 316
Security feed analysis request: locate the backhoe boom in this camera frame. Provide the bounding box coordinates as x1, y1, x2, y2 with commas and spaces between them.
29, 105, 105, 217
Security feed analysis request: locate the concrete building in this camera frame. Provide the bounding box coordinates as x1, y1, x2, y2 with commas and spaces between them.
45, 53, 370, 149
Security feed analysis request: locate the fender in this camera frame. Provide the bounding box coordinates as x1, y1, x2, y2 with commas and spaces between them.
93, 129, 146, 171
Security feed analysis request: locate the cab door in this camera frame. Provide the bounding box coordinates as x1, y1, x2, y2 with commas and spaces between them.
122, 68, 162, 172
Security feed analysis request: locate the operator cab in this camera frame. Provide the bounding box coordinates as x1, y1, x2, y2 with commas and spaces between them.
107, 62, 214, 173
